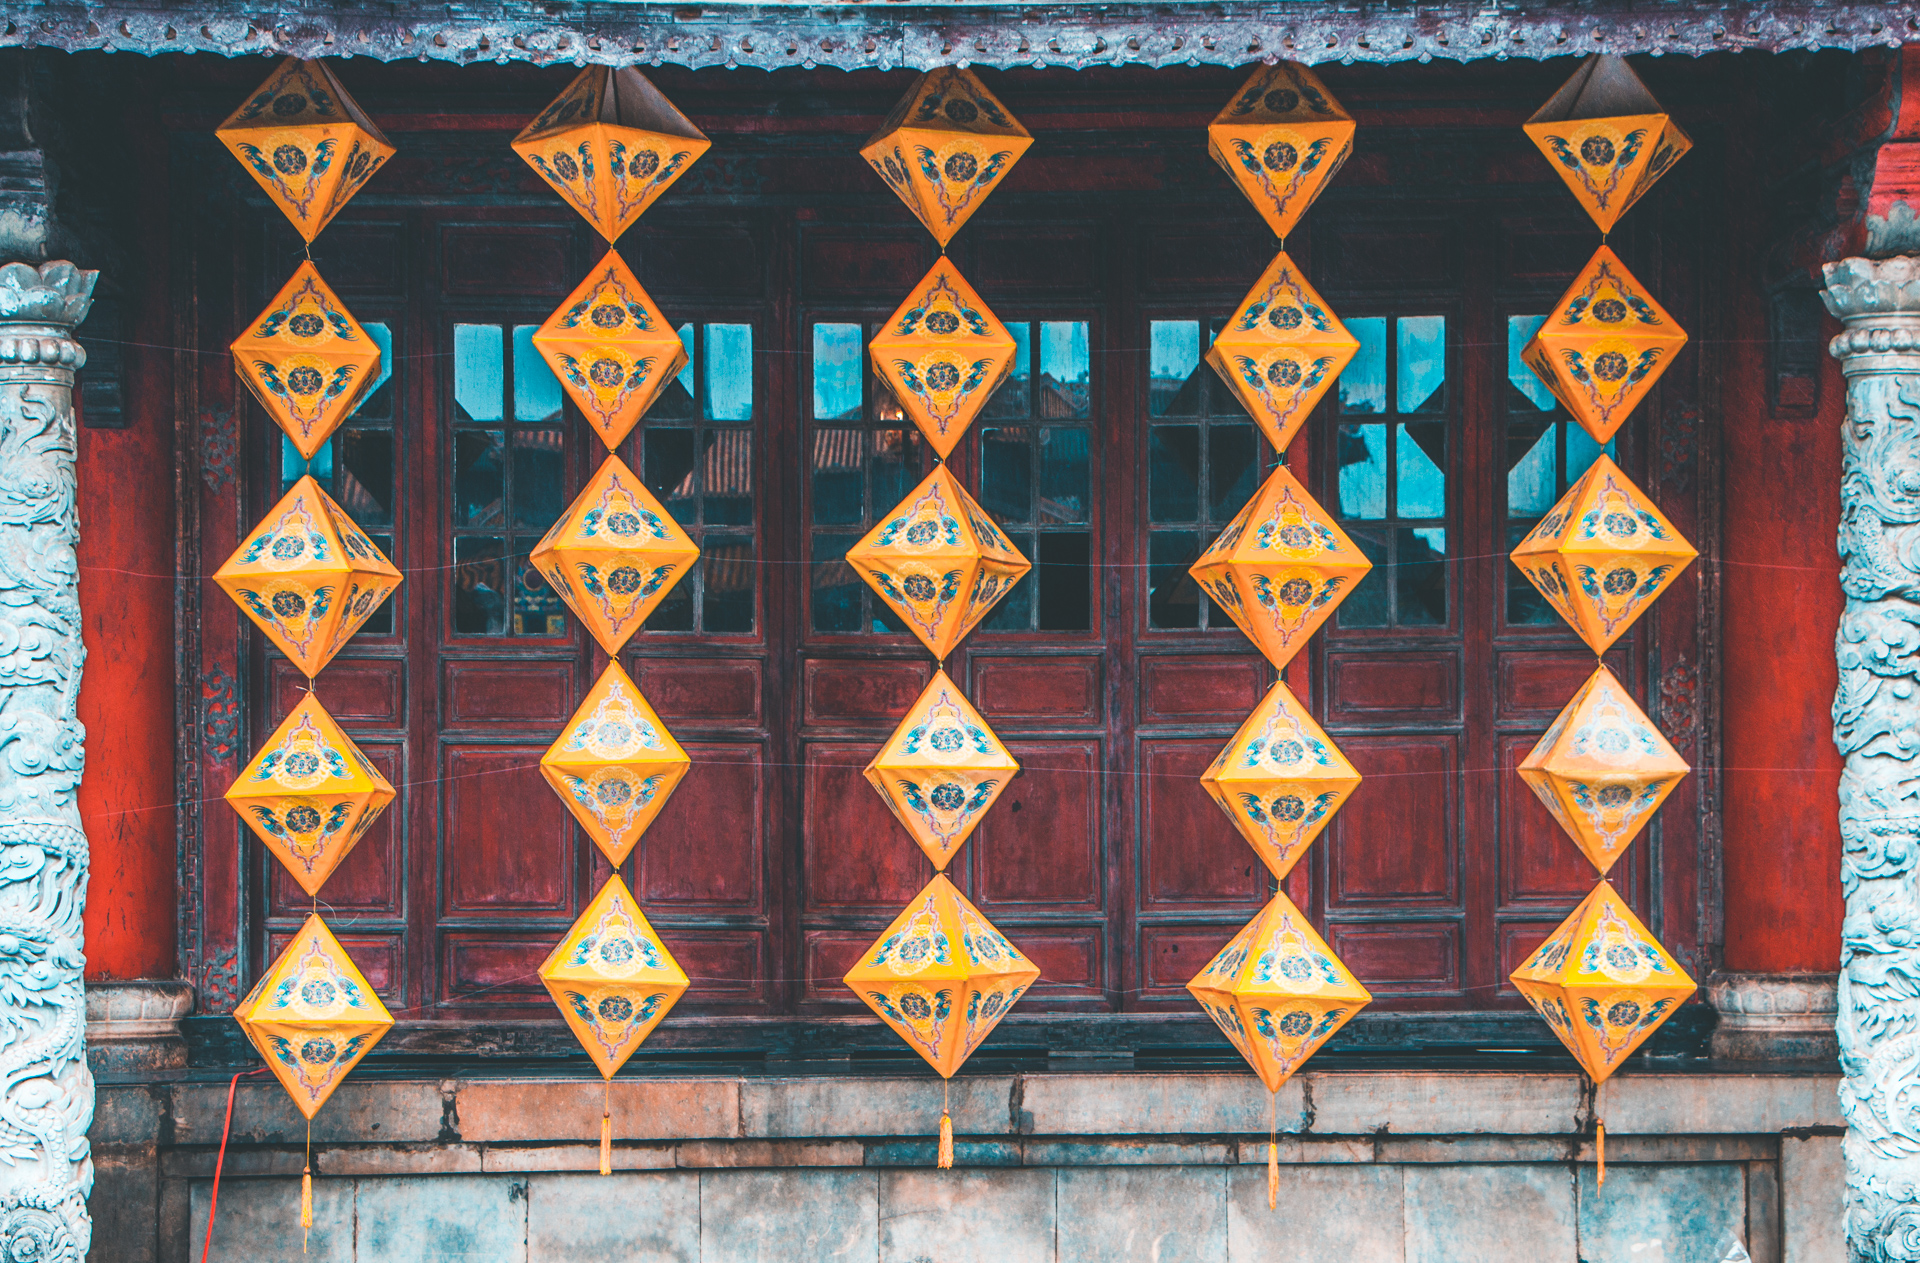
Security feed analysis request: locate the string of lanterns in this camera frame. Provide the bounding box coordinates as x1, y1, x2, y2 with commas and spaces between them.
1506, 53, 1700, 1190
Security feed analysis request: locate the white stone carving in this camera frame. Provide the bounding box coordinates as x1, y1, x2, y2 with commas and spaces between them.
0, 260, 95, 1263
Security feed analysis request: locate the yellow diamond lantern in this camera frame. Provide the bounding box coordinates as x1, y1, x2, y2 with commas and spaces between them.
1189, 465, 1372, 669
1520, 665, 1688, 877
1208, 62, 1355, 241
1206, 251, 1360, 454
532, 249, 688, 451
214, 475, 401, 679
870, 257, 1017, 459
1509, 454, 1695, 655
848, 465, 1030, 661
861, 67, 1033, 248
1202, 681, 1359, 880
531, 454, 699, 656
1520, 246, 1687, 444
235, 914, 393, 1118
866, 669, 1019, 871
225, 695, 395, 897
1524, 54, 1692, 235
541, 875, 690, 1079
512, 65, 711, 242
542, 661, 690, 868
1187, 893, 1371, 1093
217, 58, 395, 243
231, 262, 383, 459
844, 874, 1040, 1078
1509, 881, 1696, 1083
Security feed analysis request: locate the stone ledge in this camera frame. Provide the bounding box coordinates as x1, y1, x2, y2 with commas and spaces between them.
87, 980, 193, 1075
1707, 973, 1839, 1061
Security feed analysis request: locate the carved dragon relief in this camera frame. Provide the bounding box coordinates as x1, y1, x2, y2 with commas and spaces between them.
0, 261, 98, 1263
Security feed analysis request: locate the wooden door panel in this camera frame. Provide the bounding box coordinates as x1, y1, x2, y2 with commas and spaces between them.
801, 931, 876, 1007
269, 743, 405, 918
630, 657, 763, 725
443, 660, 575, 727
1010, 928, 1105, 1000
442, 746, 574, 914
659, 931, 767, 1008
1498, 922, 1562, 996
636, 742, 765, 910
1140, 655, 1265, 723
802, 742, 932, 910
971, 656, 1101, 725
440, 932, 552, 1006
1326, 734, 1459, 908
1139, 739, 1266, 910
1138, 925, 1240, 1005
971, 740, 1102, 911
439, 223, 573, 297
1497, 650, 1630, 722
971, 225, 1101, 293
306, 220, 408, 294
270, 928, 402, 1003
1326, 651, 1459, 725
802, 658, 930, 726
274, 659, 405, 725
1329, 922, 1461, 995
1317, 223, 1459, 287
800, 231, 932, 299
1497, 733, 1599, 905
632, 220, 765, 297
1140, 222, 1272, 291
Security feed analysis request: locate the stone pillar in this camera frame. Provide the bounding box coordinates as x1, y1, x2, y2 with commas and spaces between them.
1707, 972, 1840, 1061
0, 259, 94, 1262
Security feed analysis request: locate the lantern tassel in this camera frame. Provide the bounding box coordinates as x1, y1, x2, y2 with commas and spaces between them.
1267, 1090, 1278, 1211
600, 1080, 613, 1176
937, 1080, 953, 1169
300, 1117, 313, 1253
1597, 1119, 1606, 1190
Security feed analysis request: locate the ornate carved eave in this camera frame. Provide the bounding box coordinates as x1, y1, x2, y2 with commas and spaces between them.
6, 0, 1918, 70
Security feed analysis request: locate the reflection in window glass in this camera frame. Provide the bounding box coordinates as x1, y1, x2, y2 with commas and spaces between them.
1398, 527, 1447, 625
512, 550, 566, 635
980, 427, 1032, 524
336, 431, 393, 527
1508, 315, 1557, 411
984, 322, 1033, 420
1340, 317, 1387, 414
454, 324, 504, 422
1149, 320, 1201, 416
1338, 424, 1387, 519
1038, 534, 1092, 630
811, 534, 861, 633
1397, 316, 1446, 413
452, 536, 510, 634
645, 428, 698, 525
1507, 425, 1557, 517
1339, 528, 1389, 627
705, 324, 754, 421
1208, 423, 1257, 522
512, 325, 561, 421
703, 430, 754, 527
812, 428, 864, 526
1397, 423, 1446, 518
453, 430, 506, 527
1567, 425, 1613, 482
1040, 321, 1090, 418
1039, 427, 1090, 524
1148, 531, 1201, 629
702, 538, 756, 633
1149, 425, 1201, 523
351, 322, 394, 419
510, 429, 565, 530
282, 434, 334, 488
813, 323, 863, 420
675, 323, 696, 397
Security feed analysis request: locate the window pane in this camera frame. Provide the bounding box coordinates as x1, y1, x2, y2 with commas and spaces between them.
1038, 427, 1090, 524
1566, 423, 1615, 486
984, 323, 1032, 420
1337, 528, 1389, 627
512, 325, 561, 422
980, 427, 1032, 524
1397, 526, 1447, 625
1396, 316, 1446, 413
813, 323, 863, 420
454, 325, 504, 423
652, 323, 697, 420
452, 535, 510, 634
511, 541, 567, 636
336, 430, 391, 527
1396, 422, 1446, 519
349, 322, 394, 421
872, 427, 922, 514
453, 430, 506, 527
702, 537, 755, 633
1040, 321, 1090, 419
811, 533, 861, 632
511, 429, 565, 531
1208, 423, 1258, 522
1148, 531, 1201, 629
1149, 425, 1201, 523
645, 562, 694, 632
1506, 520, 1555, 625
703, 430, 754, 527
705, 324, 754, 421
1508, 315, 1557, 411
1149, 320, 1201, 417
1339, 318, 1387, 414
1506, 420, 1556, 517
645, 428, 699, 525
984, 532, 1036, 631
281, 433, 334, 492
1337, 424, 1387, 520
811, 428, 864, 526
1038, 532, 1092, 631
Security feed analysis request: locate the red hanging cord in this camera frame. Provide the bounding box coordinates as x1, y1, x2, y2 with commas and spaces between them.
201, 1068, 267, 1263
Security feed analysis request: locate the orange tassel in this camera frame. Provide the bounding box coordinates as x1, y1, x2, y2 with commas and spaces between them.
300, 1168, 313, 1242
600, 1112, 612, 1176
1267, 1142, 1278, 1210
938, 1111, 954, 1169
1597, 1119, 1606, 1190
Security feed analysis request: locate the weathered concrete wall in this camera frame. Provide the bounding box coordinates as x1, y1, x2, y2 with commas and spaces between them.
87, 1070, 1844, 1262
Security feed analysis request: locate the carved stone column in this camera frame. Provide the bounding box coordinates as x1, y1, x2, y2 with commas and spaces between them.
0, 259, 94, 1263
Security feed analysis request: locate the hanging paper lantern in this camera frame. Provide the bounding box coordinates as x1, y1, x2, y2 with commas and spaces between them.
235, 914, 394, 1118
541, 874, 690, 1078
866, 669, 1019, 871
1519, 665, 1689, 877
1202, 681, 1360, 881
225, 695, 396, 897
512, 66, 711, 243
530, 454, 699, 656
1207, 63, 1355, 242
216, 58, 395, 244
215, 474, 401, 679
870, 257, 1018, 459
1186, 892, 1371, 1093
231, 261, 383, 460
1189, 464, 1372, 669
861, 67, 1032, 248
1509, 454, 1696, 655
1509, 881, 1696, 1083
541, 661, 691, 868
1205, 251, 1361, 455
532, 248, 690, 451
844, 874, 1039, 1078
1523, 55, 1692, 235
848, 465, 1031, 661
1519, 246, 1687, 444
